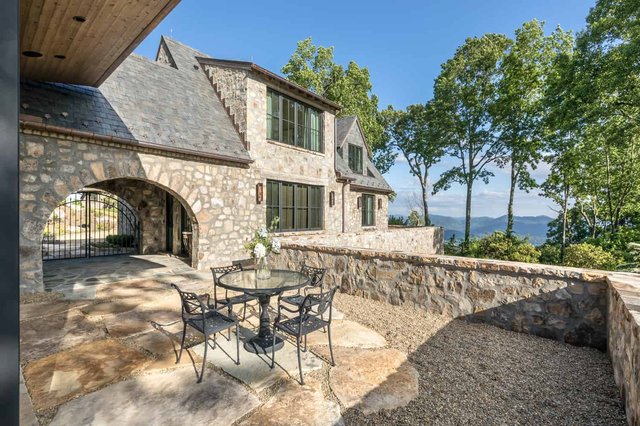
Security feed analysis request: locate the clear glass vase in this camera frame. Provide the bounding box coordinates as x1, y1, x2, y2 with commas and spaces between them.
256, 256, 271, 280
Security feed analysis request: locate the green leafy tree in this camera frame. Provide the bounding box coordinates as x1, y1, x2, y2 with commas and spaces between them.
282, 37, 394, 172
407, 209, 424, 227
382, 102, 444, 226
494, 21, 557, 237
432, 34, 511, 252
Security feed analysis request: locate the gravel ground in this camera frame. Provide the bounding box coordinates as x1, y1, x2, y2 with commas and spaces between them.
333, 293, 627, 426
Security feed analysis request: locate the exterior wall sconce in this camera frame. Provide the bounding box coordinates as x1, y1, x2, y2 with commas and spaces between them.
357, 196, 361, 209
378, 198, 382, 210
256, 183, 264, 204
329, 191, 335, 207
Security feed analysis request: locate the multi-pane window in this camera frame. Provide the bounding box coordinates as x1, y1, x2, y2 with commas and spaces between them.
266, 89, 323, 153
266, 180, 323, 231
348, 144, 363, 174
362, 194, 375, 226
267, 90, 279, 141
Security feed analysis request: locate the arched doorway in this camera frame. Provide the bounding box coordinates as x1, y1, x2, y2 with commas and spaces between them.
41, 189, 140, 260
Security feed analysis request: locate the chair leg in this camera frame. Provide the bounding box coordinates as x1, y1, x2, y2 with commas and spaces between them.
242, 301, 248, 321
327, 324, 335, 367
213, 333, 216, 349
177, 322, 187, 363
297, 337, 304, 385
270, 328, 277, 369
227, 306, 232, 341
199, 334, 208, 383
235, 323, 240, 365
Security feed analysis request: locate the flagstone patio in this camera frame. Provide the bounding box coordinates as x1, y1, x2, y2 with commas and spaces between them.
20, 255, 627, 425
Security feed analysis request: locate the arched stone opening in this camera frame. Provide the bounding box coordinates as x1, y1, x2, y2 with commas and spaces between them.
38, 178, 200, 291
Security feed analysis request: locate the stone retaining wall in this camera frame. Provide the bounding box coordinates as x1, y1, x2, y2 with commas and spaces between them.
280, 227, 444, 256
273, 243, 640, 424
607, 273, 640, 425
272, 243, 609, 350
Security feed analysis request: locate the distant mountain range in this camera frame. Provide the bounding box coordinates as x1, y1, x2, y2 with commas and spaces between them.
427, 214, 553, 245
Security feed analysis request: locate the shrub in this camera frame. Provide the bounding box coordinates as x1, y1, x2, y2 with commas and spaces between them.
105, 234, 135, 247
563, 243, 621, 270
538, 243, 561, 265
388, 215, 407, 226
468, 232, 540, 263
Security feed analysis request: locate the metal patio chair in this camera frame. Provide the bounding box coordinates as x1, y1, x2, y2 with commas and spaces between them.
279, 264, 326, 309
270, 286, 338, 385
171, 284, 240, 383
211, 264, 257, 321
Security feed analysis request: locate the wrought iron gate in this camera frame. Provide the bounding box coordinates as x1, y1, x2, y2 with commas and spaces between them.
42, 190, 140, 260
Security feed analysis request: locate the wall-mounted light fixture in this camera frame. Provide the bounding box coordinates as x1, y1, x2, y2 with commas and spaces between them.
329, 191, 335, 207
256, 183, 264, 204
378, 198, 382, 210
357, 196, 361, 209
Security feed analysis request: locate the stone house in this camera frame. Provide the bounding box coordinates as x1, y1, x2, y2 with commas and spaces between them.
19, 37, 392, 293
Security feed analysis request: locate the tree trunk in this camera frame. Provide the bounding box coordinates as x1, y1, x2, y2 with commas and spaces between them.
463, 179, 473, 254
420, 177, 430, 226
506, 157, 516, 238
560, 184, 569, 263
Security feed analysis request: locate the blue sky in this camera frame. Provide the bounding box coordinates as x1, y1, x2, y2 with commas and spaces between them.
134, 0, 594, 218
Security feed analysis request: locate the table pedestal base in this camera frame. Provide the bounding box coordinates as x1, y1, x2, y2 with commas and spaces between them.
244, 293, 285, 354
244, 335, 284, 354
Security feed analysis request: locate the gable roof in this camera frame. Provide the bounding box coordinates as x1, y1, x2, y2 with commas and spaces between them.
20, 37, 251, 164
196, 57, 342, 112
335, 116, 393, 194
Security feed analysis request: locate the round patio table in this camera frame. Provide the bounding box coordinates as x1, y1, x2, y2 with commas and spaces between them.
218, 269, 309, 354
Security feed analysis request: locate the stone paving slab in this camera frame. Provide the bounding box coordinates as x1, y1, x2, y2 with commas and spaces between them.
20, 300, 90, 322
306, 320, 386, 349
192, 327, 323, 392
324, 346, 419, 415
240, 376, 343, 426
20, 310, 107, 363
49, 367, 260, 426
23, 339, 151, 411
125, 330, 178, 357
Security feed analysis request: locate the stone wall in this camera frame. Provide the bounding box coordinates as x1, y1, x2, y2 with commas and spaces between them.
280, 226, 443, 256
91, 179, 167, 254
202, 64, 249, 134
272, 243, 609, 349
607, 273, 640, 425
19, 130, 262, 292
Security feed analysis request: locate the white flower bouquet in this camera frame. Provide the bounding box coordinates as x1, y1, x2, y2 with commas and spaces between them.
244, 217, 281, 278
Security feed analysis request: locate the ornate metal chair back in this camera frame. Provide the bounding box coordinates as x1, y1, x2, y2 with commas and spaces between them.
171, 283, 206, 318
210, 264, 243, 304
300, 264, 326, 288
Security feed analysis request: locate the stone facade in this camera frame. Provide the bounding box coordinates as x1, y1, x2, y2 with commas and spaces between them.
343, 187, 389, 232
281, 226, 443, 256
607, 273, 640, 425
19, 130, 262, 292
272, 243, 609, 349
203, 64, 249, 135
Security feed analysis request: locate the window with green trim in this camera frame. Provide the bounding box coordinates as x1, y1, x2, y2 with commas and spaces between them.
266, 89, 323, 153
266, 180, 323, 231
362, 194, 375, 226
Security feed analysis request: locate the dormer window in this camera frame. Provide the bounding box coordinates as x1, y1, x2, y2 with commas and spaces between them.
267, 89, 323, 153
348, 144, 363, 174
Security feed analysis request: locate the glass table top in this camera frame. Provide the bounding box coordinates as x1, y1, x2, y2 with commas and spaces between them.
217, 269, 309, 294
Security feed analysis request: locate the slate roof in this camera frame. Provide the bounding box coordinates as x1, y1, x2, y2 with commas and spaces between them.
335, 116, 393, 193
20, 37, 251, 163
